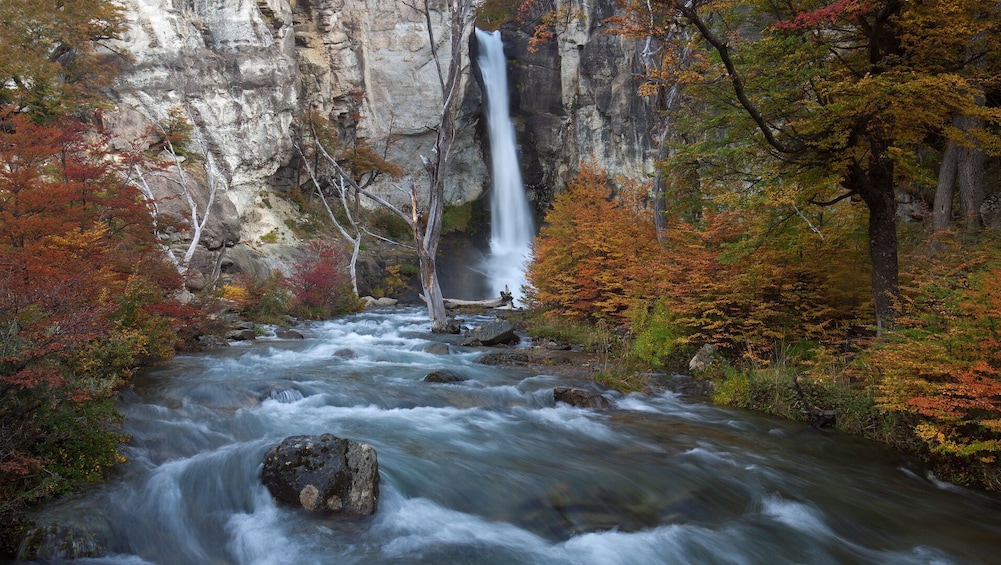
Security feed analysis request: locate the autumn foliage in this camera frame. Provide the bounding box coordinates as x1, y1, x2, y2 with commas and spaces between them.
866, 243, 1001, 486
526, 165, 661, 323
479, 0, 1001, 490
286, 240, 360, 319
0, 110, 187, 520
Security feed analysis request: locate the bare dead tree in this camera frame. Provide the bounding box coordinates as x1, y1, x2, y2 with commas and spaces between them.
404, 0, 476, 333
132, 106, 224, 282
294, 141, 363, 297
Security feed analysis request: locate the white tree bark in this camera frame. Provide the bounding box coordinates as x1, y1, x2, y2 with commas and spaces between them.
295, 142, 361, 297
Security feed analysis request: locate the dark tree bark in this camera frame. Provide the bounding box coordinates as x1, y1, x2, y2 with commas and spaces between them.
853, 158, 900, 331
933, 140, 958, 231
956, 114, 986, 233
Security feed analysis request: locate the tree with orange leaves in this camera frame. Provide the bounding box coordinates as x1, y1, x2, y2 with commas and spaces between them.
1, 110, 184, 525
526, 164, 662, 324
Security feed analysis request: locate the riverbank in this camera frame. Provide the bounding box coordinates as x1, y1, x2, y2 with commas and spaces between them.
501, 308, 998, 493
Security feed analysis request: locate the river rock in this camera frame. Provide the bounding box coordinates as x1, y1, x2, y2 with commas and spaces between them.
261, 434, 379, 516
275, 328, 304, 339
478, 351, 531, 366
424, 342, 451, 355
16, 495, 114, 560
461, 319, 520, 346
227, 328, 257, 341
554, 387, 610, 410
274, 326, 304, 340
422, 370, 466, 383
362, 296, 399, 307
333, 348, 358, 360
258, 384, 305, 403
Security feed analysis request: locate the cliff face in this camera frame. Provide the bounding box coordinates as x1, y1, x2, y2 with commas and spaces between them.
105, 0, 652, 276
288, 0, 486, 208
107, 0, 300, 260
503, 0, 655, 210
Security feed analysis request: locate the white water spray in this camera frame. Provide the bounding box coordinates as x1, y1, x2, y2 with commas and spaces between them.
475, 28, 534, 303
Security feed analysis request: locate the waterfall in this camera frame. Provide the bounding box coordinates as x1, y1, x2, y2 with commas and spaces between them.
475, 28, 534, 303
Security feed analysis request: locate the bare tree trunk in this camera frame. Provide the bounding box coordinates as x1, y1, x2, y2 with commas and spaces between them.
408, 0, 474, 333
295, 142, 362, 296
179, 151, 221, 269
138, 107, 223, 282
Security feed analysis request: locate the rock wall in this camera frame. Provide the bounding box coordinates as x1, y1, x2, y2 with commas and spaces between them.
502, 0, 656, 210
290, 0, 487, 208
111, 0, 299, 222
104, 0, 653, 278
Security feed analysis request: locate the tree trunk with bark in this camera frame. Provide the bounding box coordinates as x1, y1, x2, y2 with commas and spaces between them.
933, 111, 986, 235
852, 157, 900, 331
956, 114, 986, 233
933, 140, 958, 231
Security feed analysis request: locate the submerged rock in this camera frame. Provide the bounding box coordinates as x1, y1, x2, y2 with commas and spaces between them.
422, 370, 466, 383
258, 384, 305, 404
424, 342, 451, 355
261, 434, 379, 516
554, 387, 610, 410
16, 496, 113, 560
333, 348, 358, 360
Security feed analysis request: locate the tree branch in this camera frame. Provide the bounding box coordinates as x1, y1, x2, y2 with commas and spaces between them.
809, 191, 856, 206
675, 1, 797, 155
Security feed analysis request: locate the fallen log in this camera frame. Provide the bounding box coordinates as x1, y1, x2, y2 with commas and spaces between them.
421, 287, 514, 310
442, 296, 512, 309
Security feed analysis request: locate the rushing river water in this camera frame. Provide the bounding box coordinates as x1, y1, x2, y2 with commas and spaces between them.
45, 307, 1001, 564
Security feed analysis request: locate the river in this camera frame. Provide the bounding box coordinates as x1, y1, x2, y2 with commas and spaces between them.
47, 307, 1001, 564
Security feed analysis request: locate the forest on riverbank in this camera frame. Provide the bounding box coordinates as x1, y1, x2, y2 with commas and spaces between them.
510, 0, 1001, 491
3, 0, 1001, 553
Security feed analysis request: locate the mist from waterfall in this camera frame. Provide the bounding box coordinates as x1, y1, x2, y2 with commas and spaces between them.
475, 28, 534, 303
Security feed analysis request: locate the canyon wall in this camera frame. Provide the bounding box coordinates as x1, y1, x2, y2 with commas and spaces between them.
105, 0, 653, 276
501, 0, 656, 210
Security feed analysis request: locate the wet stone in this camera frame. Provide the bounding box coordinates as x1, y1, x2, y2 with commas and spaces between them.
422, 370, 466, 383
261, 434, 379, 516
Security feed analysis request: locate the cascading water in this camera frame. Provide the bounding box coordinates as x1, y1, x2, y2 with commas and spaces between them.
476, 28, 535, 303
24, 307, 1001, 563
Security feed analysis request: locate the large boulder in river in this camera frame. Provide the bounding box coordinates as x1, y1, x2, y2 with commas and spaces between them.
461, 319, 520, 346
261, 434, 379, 516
